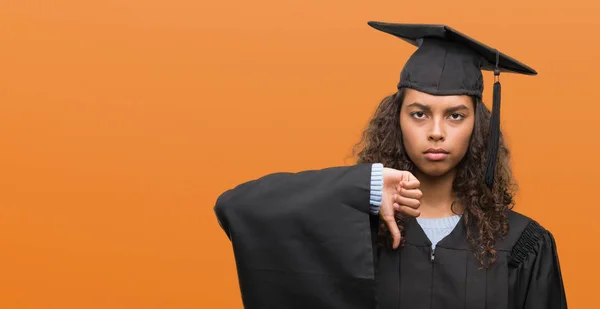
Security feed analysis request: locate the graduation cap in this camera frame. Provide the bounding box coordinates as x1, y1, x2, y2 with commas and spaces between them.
367, 21, 537, 189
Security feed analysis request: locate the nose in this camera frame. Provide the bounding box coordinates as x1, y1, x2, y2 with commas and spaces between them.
428, 120, 445, 142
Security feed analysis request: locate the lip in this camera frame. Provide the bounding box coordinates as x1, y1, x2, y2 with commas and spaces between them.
424, 148, 449, 154
424, 148, 449, 161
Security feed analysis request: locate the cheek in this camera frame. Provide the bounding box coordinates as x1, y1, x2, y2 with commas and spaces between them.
403, 131, 419, 150
399, 118, 412, 143
400, 120, 421, 154
453, 124, 475, 155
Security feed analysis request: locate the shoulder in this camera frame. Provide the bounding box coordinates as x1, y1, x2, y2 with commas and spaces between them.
504, 209, 549, 237
506, 209, 540, 233
496, 209, 551, 250
498, 209, 555, 266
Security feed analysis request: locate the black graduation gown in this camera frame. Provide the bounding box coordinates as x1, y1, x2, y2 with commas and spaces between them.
214, 164, 567, 309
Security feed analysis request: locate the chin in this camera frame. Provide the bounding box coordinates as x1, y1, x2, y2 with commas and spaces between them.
415, 162, 455, 178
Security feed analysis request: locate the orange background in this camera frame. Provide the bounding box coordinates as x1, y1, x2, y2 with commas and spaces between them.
0, 0, 596, 308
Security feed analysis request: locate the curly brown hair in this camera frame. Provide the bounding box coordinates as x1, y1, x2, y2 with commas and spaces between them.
351, 88, 518, 267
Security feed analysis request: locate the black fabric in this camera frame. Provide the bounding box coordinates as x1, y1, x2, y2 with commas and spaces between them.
214, 164, 376, 309
214, 165, 568, 309
398, 38, 486, 97
485, 79, 502, 188
366, 22, 537, 79
509, 220, 545, 267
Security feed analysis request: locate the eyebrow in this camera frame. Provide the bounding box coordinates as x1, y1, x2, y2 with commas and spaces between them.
406, 102, 470, 113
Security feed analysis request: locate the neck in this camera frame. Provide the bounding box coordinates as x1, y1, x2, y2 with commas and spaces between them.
414, 168, 463, 218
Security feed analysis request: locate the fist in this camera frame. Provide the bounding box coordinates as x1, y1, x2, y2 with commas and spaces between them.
379, 168, 422, 249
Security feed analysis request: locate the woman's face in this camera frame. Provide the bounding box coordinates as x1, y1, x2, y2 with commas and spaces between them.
400, 88, 475, 177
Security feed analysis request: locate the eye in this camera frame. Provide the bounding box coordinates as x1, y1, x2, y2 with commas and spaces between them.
449, 113, 465, 120
411, 111, 426, 119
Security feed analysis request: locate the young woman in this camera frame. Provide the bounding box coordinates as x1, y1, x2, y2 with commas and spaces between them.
214, 22, 567, 309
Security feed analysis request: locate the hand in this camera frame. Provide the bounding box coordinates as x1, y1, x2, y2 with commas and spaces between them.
379, 168, 422, 249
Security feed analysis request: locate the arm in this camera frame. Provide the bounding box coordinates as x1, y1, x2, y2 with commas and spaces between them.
214, 164, 376, 238
213, 163, 378, 309
511, 221, 568, 309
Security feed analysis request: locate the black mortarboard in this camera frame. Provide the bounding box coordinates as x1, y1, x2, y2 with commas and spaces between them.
367, 21, 537, 189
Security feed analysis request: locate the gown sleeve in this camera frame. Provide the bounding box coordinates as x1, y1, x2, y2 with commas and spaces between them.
510, 221, 568, 309
213, 164, 379, 309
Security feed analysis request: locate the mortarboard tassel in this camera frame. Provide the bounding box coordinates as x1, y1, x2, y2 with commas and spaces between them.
484, 51, 501, 189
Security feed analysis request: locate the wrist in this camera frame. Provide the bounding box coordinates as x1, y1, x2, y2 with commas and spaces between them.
369, 163, 384, 215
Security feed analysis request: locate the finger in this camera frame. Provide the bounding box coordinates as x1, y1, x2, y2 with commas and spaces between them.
393, 202, 420, 214
401, 172, 420, 188
398, 205, 421, 218
402, 171, 411, 183
407, 172, 420, 183
382, 214, 401, 249
394, 195, 420, 209
400, 179, 421, 190
396, 178, 404, 191
398, 187, 423, 199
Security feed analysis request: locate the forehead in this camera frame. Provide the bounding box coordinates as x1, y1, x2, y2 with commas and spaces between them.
402, 88, 474, 108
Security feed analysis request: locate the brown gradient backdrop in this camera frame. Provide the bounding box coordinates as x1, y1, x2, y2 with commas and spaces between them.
0, 0, 597, 308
